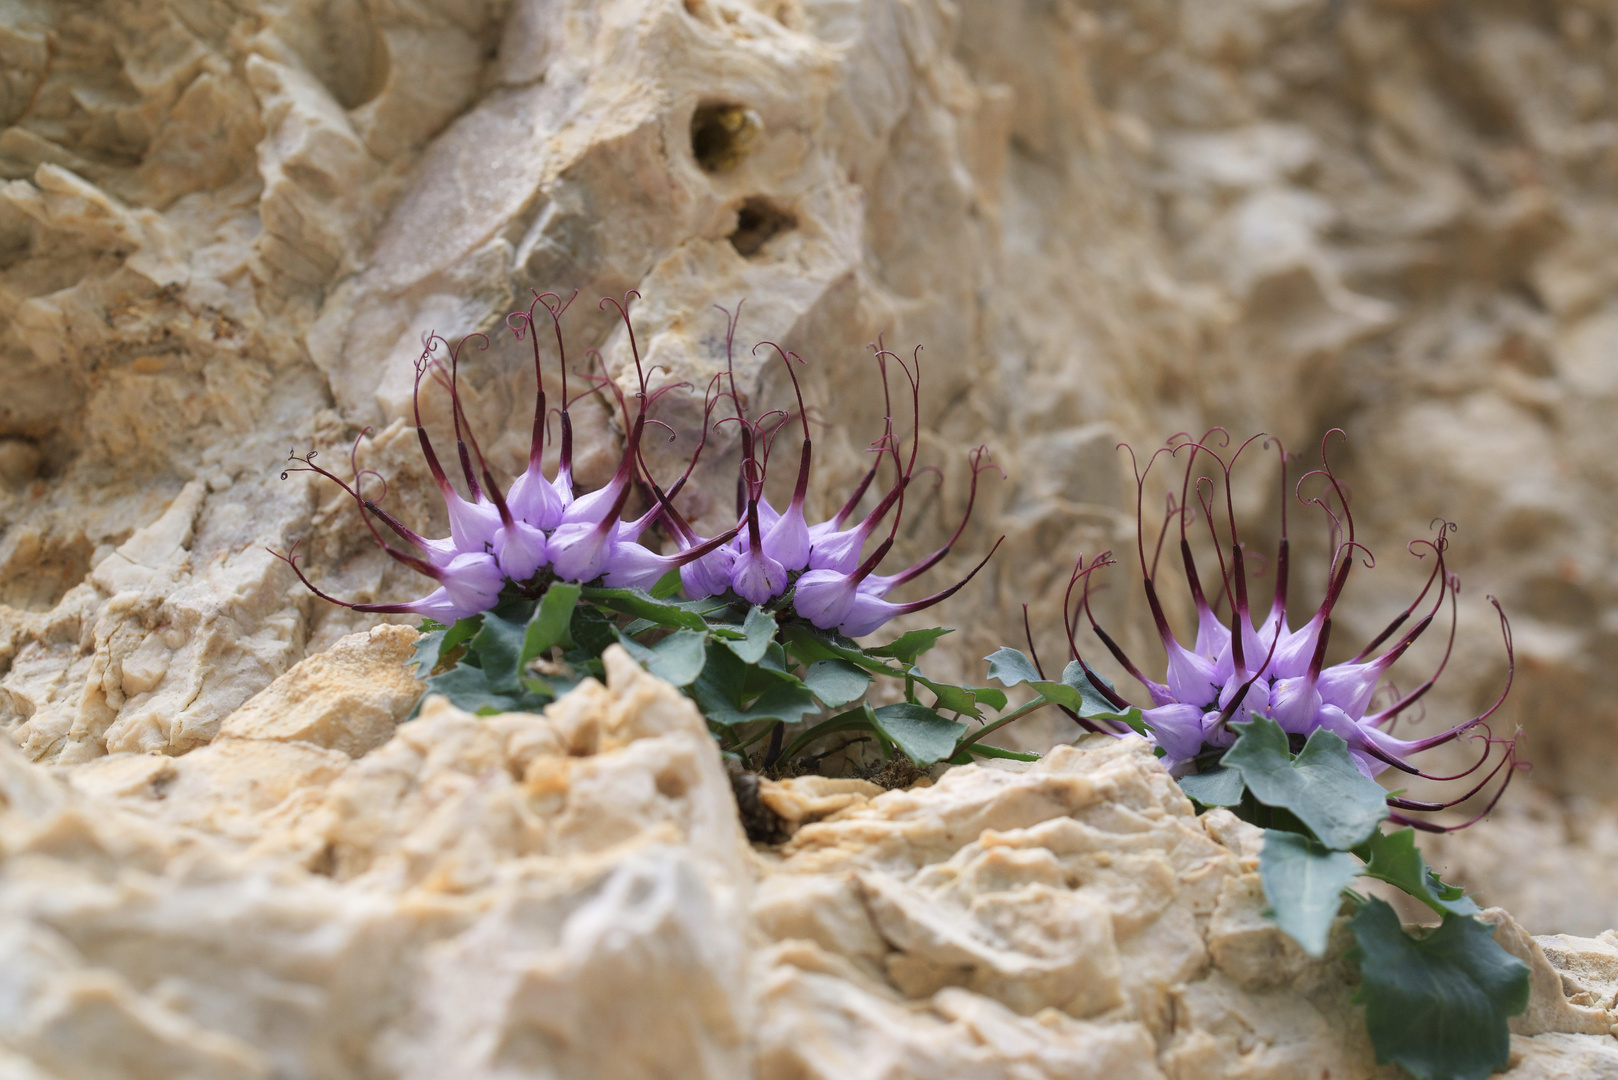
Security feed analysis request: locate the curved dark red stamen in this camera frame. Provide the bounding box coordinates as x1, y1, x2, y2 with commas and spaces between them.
269, 540, 440, 613
282, 447, 437, 575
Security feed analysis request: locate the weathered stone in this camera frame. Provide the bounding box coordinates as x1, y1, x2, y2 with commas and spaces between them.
5, 0, 1618, 1070
6, 649, 1616, 1077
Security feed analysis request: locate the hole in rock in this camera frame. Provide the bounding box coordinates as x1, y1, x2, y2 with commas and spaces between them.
691, 102, 762, 173
0, 528, 93, 612
729, 196, 796, 257
655, 767, 689, 800
288, 0, 389, 109
0, 438, 43, 488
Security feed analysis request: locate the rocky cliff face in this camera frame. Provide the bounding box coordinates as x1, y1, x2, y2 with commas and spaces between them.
2, 0, 1618, 1060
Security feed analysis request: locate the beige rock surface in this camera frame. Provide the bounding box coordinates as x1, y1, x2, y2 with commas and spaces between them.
1, 0, 1617, 935
1, 645, 1615, 1078
3, 0, 1618, 1064
2, 0, 1615, 937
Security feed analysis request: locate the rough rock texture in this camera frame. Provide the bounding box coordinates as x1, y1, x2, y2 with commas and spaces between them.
3, 0, 1618, 1047
0, 645, 1613, 1078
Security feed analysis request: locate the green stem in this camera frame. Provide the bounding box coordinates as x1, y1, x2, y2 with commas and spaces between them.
776, 708, 876, 764
730, 721, 779, 754
1358, 870, 1450, 918
958, 698, 1051, 750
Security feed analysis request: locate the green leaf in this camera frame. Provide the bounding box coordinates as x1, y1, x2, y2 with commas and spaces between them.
697, 680, 821, 728
723, 606, 777, 664
984, 646, 1041, 687
869, 703, 967, 767
1223, 716, 1388, 850
688, 642, 820, 728
983, 650, 1142, 727
801, 659, 870, 708
580, 585, 709, 631
906, 668, 1004, 719
749, 641, 801, 689
1259, 830, 1361, 958
650, 569, 683, 599
523, 583, 580, 664
1179, 766, 1245, 807
781, 625, 904, 675
1350, 899, 1530, 1080
1357, 828, 1481, 918
615, 628, 709, 686
423, 663, 551, 716
1059, 661, 1148, 731
984, 647, 1084, 709
409, 616, 481, 676
410, 628, 447, 676
568, 603, 618, 655
866, 627, 953, 665
469, 611, 529, 693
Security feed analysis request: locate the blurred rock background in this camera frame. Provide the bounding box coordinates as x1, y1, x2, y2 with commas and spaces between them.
1, 0, 1616, 934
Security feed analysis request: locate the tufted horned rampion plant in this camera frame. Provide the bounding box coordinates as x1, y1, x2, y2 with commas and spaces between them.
274, 292, 1000, 636
1049, 430, 1524, 833
984, 430, 1534, 1080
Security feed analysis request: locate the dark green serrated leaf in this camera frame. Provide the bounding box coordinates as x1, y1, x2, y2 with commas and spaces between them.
410, 616, 481, 676
1259, 830, 1361, 958
1179, 766, 1246, 807
470, 611, 528, 693
984, 646, 1041, 686
866, 627, 953, 664
984, 647, 1084, 709
410, 628, 447, 677
615, 627, 709, 686
781, 626, 904, 675
422, 663, 551, 716
870, 703, 967, 767
1224, 716, 1388, 850
1350, 899, 1530, 1080
802, 659, 870, 708
689, 641, 820, 728
523, 583, 580, 665
694, 679, 821, 728
580, 585, 709, 631
723, 605, 776, 664
569, 603, 618, 655
905, 668, 1003, 719
1357, 828, 1481, 918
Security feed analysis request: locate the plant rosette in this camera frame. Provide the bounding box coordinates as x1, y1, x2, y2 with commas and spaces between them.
408, 573, 1020, 774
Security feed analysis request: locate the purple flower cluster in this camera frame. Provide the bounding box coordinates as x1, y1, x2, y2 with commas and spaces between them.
1056, 431, 1523, 832
276, 293, 1001, 637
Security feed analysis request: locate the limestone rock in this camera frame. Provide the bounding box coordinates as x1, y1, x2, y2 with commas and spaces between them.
216, 622, 423, 757
5, 0, 1618, 1066
6, 649, 1617, 1077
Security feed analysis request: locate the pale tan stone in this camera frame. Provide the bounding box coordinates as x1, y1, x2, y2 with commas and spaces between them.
4, 0, 1618, 1071
217, 623, 422, 757
758, 774, 884, 825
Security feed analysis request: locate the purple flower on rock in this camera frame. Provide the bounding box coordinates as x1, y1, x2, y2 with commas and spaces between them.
273, 291, 1002, 644
1053, 430, 1523, 833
